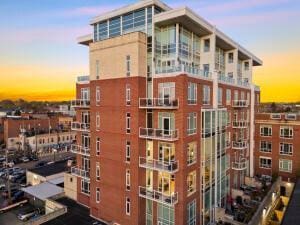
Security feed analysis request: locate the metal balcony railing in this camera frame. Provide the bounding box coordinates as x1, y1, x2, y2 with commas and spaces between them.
139, 157, 178, 173
139, 186, 178, 206
71, 99, 90, 108
71, 122, 90, 132
139, 128, 179, 141
232, 159, 247, 171
70, 144, 90, 157
232, 121, 249, 128
232, 141, 248, 150
139, 98, 179, 109
71, 167, 90, 180
232, 100, 249, 108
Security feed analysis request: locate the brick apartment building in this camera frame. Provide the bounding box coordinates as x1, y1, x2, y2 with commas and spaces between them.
70, 1, 262, 224
254, 113, 300, 182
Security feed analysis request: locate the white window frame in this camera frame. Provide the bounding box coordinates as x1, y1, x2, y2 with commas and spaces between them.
202, 85, 210, 105
187, 171, 196, 196
260, 125, 272, 137
279, 159, 292, 173
126, 197, 130, 215
96, 113, 100, 130
96, 137, 100, 156
187, 112, 197, 135
126, 141, 130, 162
126, 113, 131, 134
96, 187, 100, 203
96, 60, 100, 79
96, 162, 100, 181
187, 82, 197, 105
126, 169, 130, 191
280, 126, 293, 138
96, 86, 100, 105
226, 89, 231, 105
126, 84, 131, 105
260, 141, 272, 153
279, 143, 293, 156
259, 157, 272, 169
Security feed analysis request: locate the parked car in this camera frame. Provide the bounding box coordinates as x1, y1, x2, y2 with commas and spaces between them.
0, 183, 6, 190
34, 161, 47, 168
2, 187, 19, 198
12, 190, 24, 202
17, 207, 44, 221
3, 161, 14, 168
20, 157, 30, 163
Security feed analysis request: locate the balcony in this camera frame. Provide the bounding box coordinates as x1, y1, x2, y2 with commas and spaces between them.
70, 144, 90, 157
139, 157, 178, 173
71, 122, 90, 132
139, 128, 179, 141
71, 167, 90, 181
232, 159, 247, 171
155, 64, 211, 79
77, 75, 89, 83
139, 98, 179, 109
232, 141, 248, 150
139, 186, 178, 206
232, 121, 249, 128
232, 100, 249, 108
71, 99, 90, 108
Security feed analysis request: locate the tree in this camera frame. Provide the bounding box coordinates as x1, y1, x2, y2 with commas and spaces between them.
270, 102, 277, 112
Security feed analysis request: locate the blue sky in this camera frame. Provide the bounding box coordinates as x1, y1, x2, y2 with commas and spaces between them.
0, 0, 299, 101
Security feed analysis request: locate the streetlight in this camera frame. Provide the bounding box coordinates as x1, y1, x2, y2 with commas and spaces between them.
53, 149, 57, 162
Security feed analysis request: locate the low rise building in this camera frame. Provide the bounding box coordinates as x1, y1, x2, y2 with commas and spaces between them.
254, 113, 300, 182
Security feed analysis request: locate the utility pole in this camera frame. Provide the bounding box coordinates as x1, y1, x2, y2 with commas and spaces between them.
5, 149, 11, 205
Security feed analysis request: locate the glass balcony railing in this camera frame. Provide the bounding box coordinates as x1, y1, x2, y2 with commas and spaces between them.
232, 158, 247, 170
139, 128, 178, 141
71, 99, 90, 108
218, 74, 235, 84
155, 65, 211, 79
70, 144, 90, 157
232, 121, 249, 128
71, 122, 90, 132
232, 100, 249, 108
71, 166, 90, 180
139, 157, 178, 173
232, 141, 248, 150
237, 78, 250, 87
77, 75, 90, 83
139, 98, 179, 109
139, 186, 178, 206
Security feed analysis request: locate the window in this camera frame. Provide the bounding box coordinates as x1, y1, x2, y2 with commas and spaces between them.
187, 200, 196, 225
96, 60, 100, 79
271, 114, 281, 119
81, 180, 90, 194
280, 143, 293, 156
126, 55, 131, 76
204, 39, 210, 52
226, 89, 231, 105
158, 203, 175, 225
109, 17, 121, 38
280, 126, 293, 138
96, 113, 100, 130
96, 137, 100, 156
260, 141, 272, 153
126, 169, 130, 190
96, 86, 100, 105
126, 197, 130, 215
96, 187, 100, 203
187, 113, 197, 135
259, 157, 272, 169
203, 64, 210, 77
126, 113, 131, 134
187, 82, 197, 104
260, 125, 272, 137
218, 87, 223, 105
244, 61, 249, 71
187, 171, 196, 195
279, 159, 292, 173
126, 141, 130, 162
96, 163, 100, 181
228, 52, 234, 63
202, 85, 210, 105
126, 84, 131, 105
187, 142, 197, 165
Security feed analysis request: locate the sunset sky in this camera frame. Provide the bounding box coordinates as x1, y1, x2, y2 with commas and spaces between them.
0, 0, 299, 102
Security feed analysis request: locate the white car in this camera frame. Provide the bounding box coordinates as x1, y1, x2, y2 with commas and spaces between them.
20, 157, 30, 163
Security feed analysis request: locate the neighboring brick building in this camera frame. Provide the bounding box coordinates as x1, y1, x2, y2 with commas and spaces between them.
254, 113, 300, 182
70, 1, 262, 225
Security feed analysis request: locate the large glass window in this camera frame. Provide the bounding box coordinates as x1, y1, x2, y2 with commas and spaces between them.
260, 141, 272, 153
81, 180, 90, 194
187, 112, 197, 135
157, 203, 175, 225
187, 171, 196, 195
279, 159, 292, 173
259, 157, 271, 169
188, 82, 197, 104
279, 143, 293, 155
158, 82, 175, 100
226, 89, 231, 105
109, 17, 121, 38
203, 85, 211, 105
98, 21, 108, 40
187, 200, 196, 225
187, 142, 197, 165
